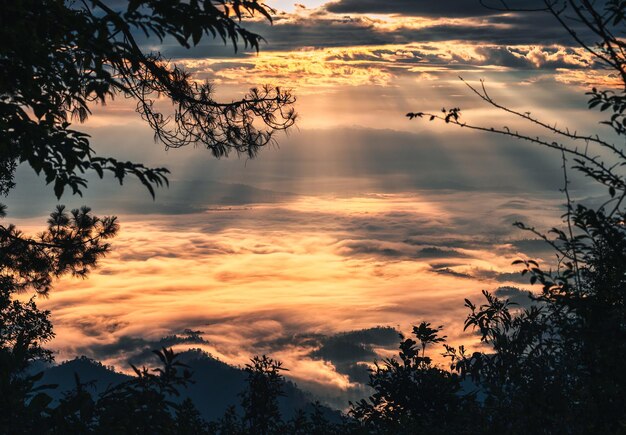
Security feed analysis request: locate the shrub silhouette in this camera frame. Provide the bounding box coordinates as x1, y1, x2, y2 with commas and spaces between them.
350, 323, 479, 434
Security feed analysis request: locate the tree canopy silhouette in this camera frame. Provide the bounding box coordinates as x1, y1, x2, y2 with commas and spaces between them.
0, 0, 297, 306
0, 0, 296, 200
0, 2, 297, 432
350, 323, 478, 434
407, 0, 626, 432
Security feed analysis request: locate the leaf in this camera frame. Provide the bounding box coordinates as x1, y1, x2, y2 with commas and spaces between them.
192, 27, 203, 46
54, 179, 65, 199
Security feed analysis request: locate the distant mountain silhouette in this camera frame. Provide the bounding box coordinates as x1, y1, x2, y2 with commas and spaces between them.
37, 356, 129, 396
37, 350, 339, 423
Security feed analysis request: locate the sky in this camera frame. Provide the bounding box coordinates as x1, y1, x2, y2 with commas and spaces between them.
6, 0, 620, 407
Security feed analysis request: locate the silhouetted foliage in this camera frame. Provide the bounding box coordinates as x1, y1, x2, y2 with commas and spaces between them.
1, 205, 118, 296
0, 2, 298, 434
89, 348, 191, 434
46, 374, 97, 434
350, 323, 478, 434
240, 355, 286, 435
23, 347, 202, 434
176, 398, 210, 435
207, 405, 243, 435
0, 0, 295, 200
1, 2, 296, 430
0, 203, 117, 432
202, 355, 343, 435
408, 1, 626, 433
0, 284, 55, 434
0, 0, 295, 401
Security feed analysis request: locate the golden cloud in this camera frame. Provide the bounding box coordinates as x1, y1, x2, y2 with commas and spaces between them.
21, 192, 550, 396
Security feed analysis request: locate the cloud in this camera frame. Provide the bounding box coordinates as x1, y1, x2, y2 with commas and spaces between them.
16, 185, 570, 406
74, 330, 210, 366
494, 286, 537, 308
336, 239, 408, 258
430, 264, 534, 285
507, 239, 554, 256
416, 247, 470, 258
6, 0, 615, 410
150, 4, 597, 62
471, 268, 533, 284
172, 42, 598, 97
252, 326, 400, 384
10, 118, 598, 219
324, 0, 539, 17
310, 327, 400, 383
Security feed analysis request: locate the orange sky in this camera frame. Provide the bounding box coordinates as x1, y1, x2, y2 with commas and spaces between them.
6, 0, 620, 407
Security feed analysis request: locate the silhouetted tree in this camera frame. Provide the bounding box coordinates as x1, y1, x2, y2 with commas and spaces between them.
93, 347, 192, 434
240, 355, 286, 435
11, 1, 626, 434
350, 323, 478, 434
307, 402, 344, 435
176, 398, 209, 435
0, 203, 118, 431
1, 1, 296, 430
282, 402, 345, 435
0, 283, 55, 434
1, 205, 118, 296
207, 405, 243, 435
47, 374, 97, 434
0, 0, 297, 312
408, 1, 626, 432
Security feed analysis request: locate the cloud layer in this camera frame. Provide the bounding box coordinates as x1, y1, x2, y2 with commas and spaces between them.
16, 189, 562, 404
6, 0, 618, 408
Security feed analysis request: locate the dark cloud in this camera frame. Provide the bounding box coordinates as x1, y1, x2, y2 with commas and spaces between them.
472, 268, 532, 284
390, 16, 588, 46
152, 10, 594, 59
253, 3, 593, 50
325, 0, 540, 17
498, 199, 534, 210
337, 240, 406, 258
337, 240, 472, 261
309, 327, 400, 383
76, 330, 209, 365
72, 316, 128, 337
311, 340, 376, 364
8, 124, 580, 219
252, 327, 400, 384
416, 247, 469, 259
494, 286, 536, 308
431, 266, 531, 284
431, 266, 474, 279
326, 327, 400, 347
508, 238, 554, 256
405, 238, 489, 250
473, 46, 533, 69
102, 0, 599, 66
